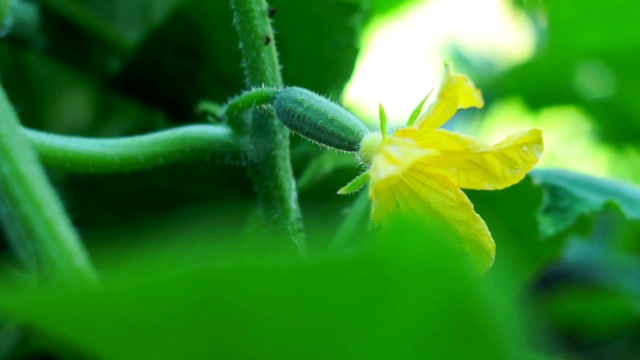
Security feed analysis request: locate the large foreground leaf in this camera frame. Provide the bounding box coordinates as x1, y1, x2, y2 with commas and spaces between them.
0, 220, 540, 359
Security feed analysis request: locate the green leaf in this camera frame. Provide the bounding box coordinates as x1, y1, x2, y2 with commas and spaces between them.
0, 0, 10, 26
530, 226, 640, 347
35, 0, 185, 76
0, 219, 539, 359
0, 43, 166, 136
110, 0, 244, 119
533, 266, 640, 347
369, 0, 426, 16
7, 1, 367, 121
337, 171, 369, 195
111, 0, 368, 119
271, 0, 367, 99
529, 169, 640, 239
466, 176, 560, 282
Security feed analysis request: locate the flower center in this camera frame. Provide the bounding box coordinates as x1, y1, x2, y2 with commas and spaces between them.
358, 131, 383, 164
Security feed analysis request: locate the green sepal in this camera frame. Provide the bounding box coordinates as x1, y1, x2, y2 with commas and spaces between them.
379, 103, 388, 139
337, 171, 370, 195
406, 89, 433, 126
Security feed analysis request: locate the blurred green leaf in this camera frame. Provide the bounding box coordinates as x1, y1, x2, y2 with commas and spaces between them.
110, 0, 242, 119
500, 198, 640, 358
35, 0, 185, 76
535, 283, 640, 349
467, 176, 561, 282
55, 0, 185, 48
369, 0, 425, 16
531, 232, 640, 350
467, 170, 640, 349
487, 0, 640, 145
2, 0, 43, 44
0, 2, 12, 40
0, 43, 167, 135
61, 163, 253, 236
271, 0, 367, 99
0, 220, 541, 359
6, 1, 367, 121
529, 169, 640, 239
40, 0, 368, 120
297, 150, 359, 193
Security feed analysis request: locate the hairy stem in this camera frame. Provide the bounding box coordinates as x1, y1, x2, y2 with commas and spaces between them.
230, 0, 305, 253
26, 124, 240, 173
224, 87, 278, 132
0, 83, 97, 285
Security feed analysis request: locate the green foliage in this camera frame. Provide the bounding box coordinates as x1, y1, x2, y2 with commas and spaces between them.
2, 0, 366, 128
530, 169, 640, 239
487, 0, 640, 145
270, 0, 367, 99
369, 0, 424, 16
1, 0, 640, 358
0, 220, 539, 360
0, 0, 9, 27
0, 0, 368, 258
467, 177, 555, 282
529, 206, 640, 352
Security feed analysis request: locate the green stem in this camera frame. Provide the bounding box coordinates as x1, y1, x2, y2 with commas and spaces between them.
25, 124, 240, 173
0, 83, 97, 285
230, 0, 305, 253
224, 88, 278, 132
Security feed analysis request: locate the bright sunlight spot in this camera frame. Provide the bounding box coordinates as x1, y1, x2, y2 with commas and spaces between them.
343, 0, 535, 125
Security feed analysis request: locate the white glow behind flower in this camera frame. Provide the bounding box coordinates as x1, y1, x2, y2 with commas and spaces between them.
343, 0, 535, 126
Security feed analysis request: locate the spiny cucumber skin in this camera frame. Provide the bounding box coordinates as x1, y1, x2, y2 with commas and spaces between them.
273, 87, 369, 152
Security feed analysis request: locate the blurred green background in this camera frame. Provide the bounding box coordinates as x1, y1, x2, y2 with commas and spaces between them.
1, 0, 640, 358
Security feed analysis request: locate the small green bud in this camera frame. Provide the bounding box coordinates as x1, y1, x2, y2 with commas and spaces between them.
272, 87, 369, 152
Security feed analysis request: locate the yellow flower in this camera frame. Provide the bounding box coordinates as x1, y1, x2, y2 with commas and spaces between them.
345, 66, 543, 273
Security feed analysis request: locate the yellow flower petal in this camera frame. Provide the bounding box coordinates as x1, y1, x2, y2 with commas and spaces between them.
369, 168, 495, 273
411, 128, 544, 190
369, 185, 398, 226
368, 136, 433, 191
414, 65, 484, 131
